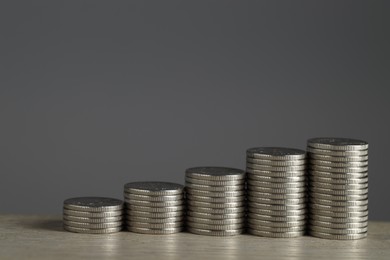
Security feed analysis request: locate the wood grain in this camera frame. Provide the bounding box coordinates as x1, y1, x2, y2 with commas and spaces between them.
1, 214, 389, 260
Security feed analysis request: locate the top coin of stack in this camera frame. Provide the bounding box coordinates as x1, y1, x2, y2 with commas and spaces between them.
307, 137, 369, 240
185, 167, 246, 236
63, 197, 124, 234
124, 181, 185, 234
246, 147, 307, 238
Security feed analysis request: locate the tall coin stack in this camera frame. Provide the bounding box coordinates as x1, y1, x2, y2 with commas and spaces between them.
124, 182, 185, 234
185, 167, 246, 236
307, 138, 369, 240
246, 147, 307, 238
63, 197, 124, 234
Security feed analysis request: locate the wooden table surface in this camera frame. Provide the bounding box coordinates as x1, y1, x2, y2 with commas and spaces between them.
1, 214, 389, 260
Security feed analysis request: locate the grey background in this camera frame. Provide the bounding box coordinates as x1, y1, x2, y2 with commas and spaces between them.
0, 1, 389, 220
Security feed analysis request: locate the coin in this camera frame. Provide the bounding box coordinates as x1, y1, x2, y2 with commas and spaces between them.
246, 157, 306, 166
63, 209, 123, 218
307, 138, 368, 151
127, 215, 184, 223
248, 208, 307, 216
309, 187, 368, 196
307, 147, 368, 156
63, 215, 123, 223
309, 176, 368, 184
309, 164, 368, 173
247, 224, 305, 233
63, 220, 123, 229
247, 191, 306, 200
127, 221, 183, 229
185, 177, 244, 186
248, 219, 306, 227
309, 170, 368, 179
186, 216, 244, 225
308, 153, 368, 162
248, 175, 306, 183
248, 229, 305, 238
309, 198, 368, 207
310, 214, 368, 223
247, 169, 306, 177
187, 200, 245, 209
309, 182, 368, 190
63, 197, 124, 212
127, 226, 183, 234
247, 185, 306, 194
248, 213, 306, 222
310, 159, 368, 168
310, 204, 368, 212
185, 167, 246, 181
63, 225, 122, 234
187, 227, 243, 236
188, 206, 245, 214
309, 230, 367, 240
247, 163, 306, 172
309, 225, 368, 234
310, 192, 368, 201
247, 180, 306, 189
125, 204, 185, 213
186, 194, 245, 203
185, 183, 244, 192
124, 182, 184, 196
126, 210, 183, 218
247, 196, 306, 205
246, 147, 306, 160
186, 210, 245, 220
310, 220, 367, 229
125, 199, 184, 207
185, 188, 246, 197
248, 202, 306, 211
309, 209, 368, 218
123, 193, 183, 202
186, 222, 245, 231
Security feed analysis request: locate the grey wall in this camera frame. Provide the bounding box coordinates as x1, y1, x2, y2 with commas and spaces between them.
1, 1, 389, 220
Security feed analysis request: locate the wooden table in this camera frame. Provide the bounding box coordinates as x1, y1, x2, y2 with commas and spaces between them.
1, 215, 389, 259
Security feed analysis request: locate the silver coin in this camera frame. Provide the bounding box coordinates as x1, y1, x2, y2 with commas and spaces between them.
309, 187, 368, 196
310, 204, 368, 212
123, 193, 183, 202
185, 183, 244, 192
63, 220, 123, 229
307, 147, 368, 157
124, 199, 184, 207
187, 227, 243, 236
247, 196, 306, 205
247, 191, 306, 200
247, 185, 306, 194
309, 164, 368, 173
187, 221, 245, 231
185, 167, 246, 181
247, 169, 306, 177
248, 175, 306, 183
64, 225, 122, 234
310, 159, 368, 168
63, 197, 124, 212
126, 204, 185, 213
248, 218, 306, 227
310, 209, 368, 218
247, 224, 305, 232
63, 208, 123, 218
187, 200, 245, 209
185, 176, 244, 186
307, 138, 368, 151
63, 215, 123, 223
186, 210, 245, 220
127, 215, 184, 224
247, 163, 306, 172
186, 194, 245, 203
127, 226, 183, 234
187, 206, 245, 214
309, 170, 368, 179
310, 214, 368, 223
310, 220, 368, 229
309, 225, 368, 235
127, 221, 183, 229
246, 157, 306, 166
308, 153, 369, 162
309, 176, 368, 184
248, 207, 307, 216
246, 147, 306, 160
125, 210, 183, 218
248, 229, 305, 238
185, 188, 246, 197
186, 216, 244, 225
248, 202, 306, 211
310, 182, 368, 190
248, 212, 306, 222
310, 192, 368, 201
247, 180, 306, 189
309, 198, 368, 207
124, 182, 184, 196
309, 230, 367, 240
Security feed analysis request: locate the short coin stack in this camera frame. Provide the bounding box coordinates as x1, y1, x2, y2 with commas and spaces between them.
124, 182, 185, 234
63, 197, 124, 234
185, 167, 246, 236
246, 147, 307, 238
307, 137, 369, 240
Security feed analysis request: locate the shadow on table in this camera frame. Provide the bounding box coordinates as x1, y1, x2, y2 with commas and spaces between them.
17, 217, 65, 233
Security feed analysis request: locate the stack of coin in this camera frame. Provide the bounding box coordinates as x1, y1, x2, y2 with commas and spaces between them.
246, 147, 307, 238
185, 167, 246, 236
307, 137, 369, 240
124, 182, 185, 234
63, 197, 124, 234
